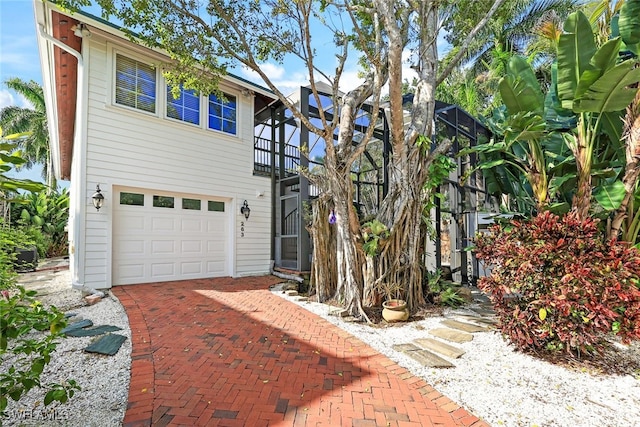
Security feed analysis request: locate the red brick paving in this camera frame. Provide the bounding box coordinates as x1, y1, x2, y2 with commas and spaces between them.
112, 276, 488, 427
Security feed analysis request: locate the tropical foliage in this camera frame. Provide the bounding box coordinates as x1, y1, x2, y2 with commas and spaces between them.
0, 227, 79, 415
0, 150, 76, 415
475, 211, 640, 356
437, 0, 579, 117
471, 1, 640, 359
9, 189, 70, 258
0, 79, 56, 191
0, 134, 45, 198
471, 4, 640, 234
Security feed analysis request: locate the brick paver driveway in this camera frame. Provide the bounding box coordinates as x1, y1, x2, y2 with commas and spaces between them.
113, 276, 487, 426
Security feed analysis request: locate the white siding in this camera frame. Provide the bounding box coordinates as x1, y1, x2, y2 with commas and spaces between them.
77, 36, 271, 289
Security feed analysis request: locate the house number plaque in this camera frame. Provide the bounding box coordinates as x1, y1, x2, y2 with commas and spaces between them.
241, 221, 245, 237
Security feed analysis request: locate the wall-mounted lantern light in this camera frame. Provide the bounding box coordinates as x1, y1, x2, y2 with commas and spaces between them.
92, 184, 104, 211
240, 200, 251, 220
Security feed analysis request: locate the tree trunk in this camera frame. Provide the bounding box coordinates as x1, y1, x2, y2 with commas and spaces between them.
309, 195, 337, 301
329, 173, 368, 319
609, 88, 640, 240
571, 117, 593, 220
362, 255, 379, 306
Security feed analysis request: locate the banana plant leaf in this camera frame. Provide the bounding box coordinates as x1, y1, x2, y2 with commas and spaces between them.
557, 11, 597, 110
574, 62, 640, 113
574, 38, 622, 100
619, 0, 640, 46
499, 56, 544, 115
600, 110, 624, 147
593, 180, 626, 211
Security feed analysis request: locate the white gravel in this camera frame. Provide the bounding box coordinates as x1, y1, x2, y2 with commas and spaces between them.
3, 270, 131, 427
4, 270, 639, 427
273, 288, 640, 427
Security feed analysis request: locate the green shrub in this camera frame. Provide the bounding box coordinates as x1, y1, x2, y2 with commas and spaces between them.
10, 189, 69, 257
474, 211, 640, 357
361, 219, 389, 256
424, 269, 466, 307
0, 223, 79, 415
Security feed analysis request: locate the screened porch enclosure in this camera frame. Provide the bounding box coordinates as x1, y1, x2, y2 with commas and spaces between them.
253, 86, 497, 283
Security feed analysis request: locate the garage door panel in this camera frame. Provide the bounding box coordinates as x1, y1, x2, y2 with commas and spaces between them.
113, 188, 229, 285
207, 219, 226, 233
151, 240, 176, 255
117, 239, 146, 256
151, 262, 175, 277
181, 218, 203, 233
119, 215, 146, 232
118, 264, 146, 282
152, 217, 177, 232
207, 260, 225, 274
207, 239, 226, 251
181, 240, 203, 253
181, 262, 202, 275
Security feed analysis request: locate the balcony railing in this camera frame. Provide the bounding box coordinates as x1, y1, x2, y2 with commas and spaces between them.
254, 137, 300, 177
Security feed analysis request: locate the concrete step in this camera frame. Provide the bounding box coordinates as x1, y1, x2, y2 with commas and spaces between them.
441, 319, 490, 333
392, 343, 454, 368
414, 338, 465, 359
429, 328, 473, 343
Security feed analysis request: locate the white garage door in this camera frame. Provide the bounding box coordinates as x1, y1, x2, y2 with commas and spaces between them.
113, 188, 229, 285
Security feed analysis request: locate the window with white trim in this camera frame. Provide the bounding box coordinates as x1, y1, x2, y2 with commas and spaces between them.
208, 93, 237, 135
115, 54, 157, 113
167, 85, 200, 125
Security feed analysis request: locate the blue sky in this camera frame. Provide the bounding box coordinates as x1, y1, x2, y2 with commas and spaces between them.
0, 1, 41, 109
1, 0, 46, 183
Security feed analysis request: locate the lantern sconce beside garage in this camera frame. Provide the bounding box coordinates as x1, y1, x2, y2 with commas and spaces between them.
92, 184, 105, 211
240, 200, 251, 220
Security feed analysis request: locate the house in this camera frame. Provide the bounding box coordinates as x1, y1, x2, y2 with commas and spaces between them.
34, 1, 496, 291
33, 1, 278, 290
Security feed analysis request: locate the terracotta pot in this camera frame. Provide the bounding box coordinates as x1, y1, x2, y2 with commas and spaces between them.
382, 299, 409, 322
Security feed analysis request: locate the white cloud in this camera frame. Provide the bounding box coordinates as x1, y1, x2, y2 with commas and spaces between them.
0, 89, 33, 110
0, 89, 14, 109
336, 69, 363, 93
238, 62, 310, 97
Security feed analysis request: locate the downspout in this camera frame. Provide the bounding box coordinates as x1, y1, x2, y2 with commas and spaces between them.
37, 24, 98, 295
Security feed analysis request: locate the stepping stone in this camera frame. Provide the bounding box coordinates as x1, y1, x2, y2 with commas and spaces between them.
472, 307, 496, 317
414, 338, 465, 359
65, 325, 122, 337
392, 343, 454, 368
455, 314, 498, 326
392, 343, 420, 352
441, 319, 489, 333
329, 308, 349, 317
285, 290, 299, 296
61, 319, 93, 334
84, 334, 127, 355
430, 328, 473, 343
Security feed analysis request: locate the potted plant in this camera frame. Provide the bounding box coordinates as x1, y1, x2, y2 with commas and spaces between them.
378, 281, 409, 322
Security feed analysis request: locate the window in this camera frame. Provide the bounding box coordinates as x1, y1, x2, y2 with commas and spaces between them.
167, 85, 200, 125
153, 195, 175, 208
120, 192, 144, 206
208, 93, 236, 135
208, 201, 225, 212
115, 54, 157, 113
182, 198, 201, 210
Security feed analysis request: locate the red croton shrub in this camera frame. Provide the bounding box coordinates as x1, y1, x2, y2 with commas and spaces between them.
474, 211, 640, 356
